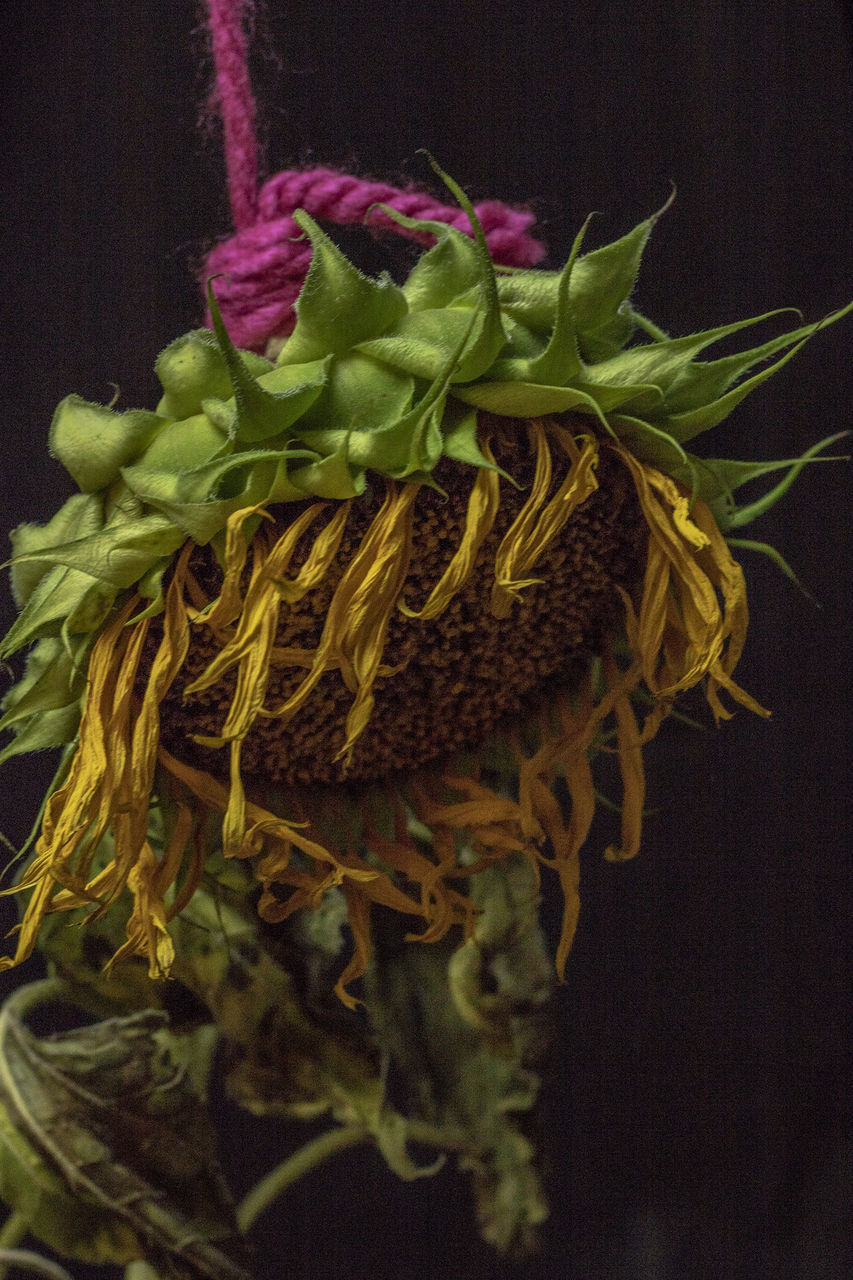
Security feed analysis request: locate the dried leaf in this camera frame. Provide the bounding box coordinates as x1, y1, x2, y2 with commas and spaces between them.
366, 852, 554, 1256
0, 983, 252, 1280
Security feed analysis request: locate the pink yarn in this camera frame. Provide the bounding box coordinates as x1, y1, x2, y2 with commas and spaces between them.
203, 1, 546, 352
205, 0, 258, 231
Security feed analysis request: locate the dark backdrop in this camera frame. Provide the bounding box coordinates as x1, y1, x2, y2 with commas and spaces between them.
0, 3, 850, 1278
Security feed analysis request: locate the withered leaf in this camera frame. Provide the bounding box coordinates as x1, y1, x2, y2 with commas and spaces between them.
366, 853, 554, 1256
0, 981, 253, 1280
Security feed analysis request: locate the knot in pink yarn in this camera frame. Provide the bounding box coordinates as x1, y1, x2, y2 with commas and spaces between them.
203, 167, 546, 352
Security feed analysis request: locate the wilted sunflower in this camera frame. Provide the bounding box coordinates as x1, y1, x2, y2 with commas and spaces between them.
1, 172, 848, 1005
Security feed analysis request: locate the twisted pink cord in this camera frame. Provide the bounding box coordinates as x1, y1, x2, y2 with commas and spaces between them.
205, 0, 258, 230
203, 1, 546, 352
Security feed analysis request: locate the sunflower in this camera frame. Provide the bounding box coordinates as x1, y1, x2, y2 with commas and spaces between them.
0, 169, 848, 1006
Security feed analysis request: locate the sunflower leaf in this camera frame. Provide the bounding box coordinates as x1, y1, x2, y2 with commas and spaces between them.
0, 985, 252, 1278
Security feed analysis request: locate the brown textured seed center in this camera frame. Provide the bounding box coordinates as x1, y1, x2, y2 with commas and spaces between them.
154, 424, 647, 786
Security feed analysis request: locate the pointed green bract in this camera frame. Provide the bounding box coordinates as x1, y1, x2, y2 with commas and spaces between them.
207, 282, 330, 442
0, 638, 84, 731
674, 432, 851, 531
49, 397, 164, 494
280, 211, 408, 362
156, 328, 272, 420
8, 493, 104, 607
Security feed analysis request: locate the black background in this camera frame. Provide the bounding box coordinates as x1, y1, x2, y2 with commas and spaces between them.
0, 3, 851, 1278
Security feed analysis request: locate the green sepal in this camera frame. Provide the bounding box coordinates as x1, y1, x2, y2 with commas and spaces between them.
453, 377, 610, 421
490, 270, 563, 334
0, 564, 113, 659
290, 441, 365, 499
278, 210, 409, 364
364, 300, 485, 478
0, 638, 84, 732
155, 328, 272, 421
8, 493, 103, 607
564, 215, 654, 361
121, 448, 318, 542
664, 336, 815, 442
207, 283, 330, 442
677, 432, 851, 530
49, 397, 164, 493
361, 166, 506, 384
301, 389, 449, 481
301, 303, 481, 480
137, 412, 229, 472
627, 309, 670, 343
421, 156, 506, 380
607, 414, 692, 478
725, 433, 849, 527
497, 316, 549, 361
488, 215, 592, 387
7, 512, 185, 589
127, 558, 174, 621
0, 704, 82, 765
378, 207, 483, 310
442, 407, 514, 477
299, 352, 414, 434
357, 308, 486, 381
661, 302, 853, 426
584, 309, 798, 402
575, 380, 664, 416
388, 395, 446, 479
726, 537, 815, 600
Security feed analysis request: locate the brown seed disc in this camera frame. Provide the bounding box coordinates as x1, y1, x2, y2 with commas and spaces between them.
153, 418, 648, 786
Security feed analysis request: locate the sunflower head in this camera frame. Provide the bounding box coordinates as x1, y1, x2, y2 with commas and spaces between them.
1, 165, 849, 1004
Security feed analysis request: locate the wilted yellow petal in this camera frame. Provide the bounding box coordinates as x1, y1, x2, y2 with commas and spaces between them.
400, 437, 501, 621
602, 658, 645, 864
106, 842, 176, 978
200, 502, 272, 631
492, 421, 599, 618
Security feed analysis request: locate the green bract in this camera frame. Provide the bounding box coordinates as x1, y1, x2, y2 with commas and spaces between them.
1, 171, 849, 771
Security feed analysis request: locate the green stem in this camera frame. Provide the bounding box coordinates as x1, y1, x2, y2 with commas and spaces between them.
398, 1118, 470, 1152
0, 1248, 73, 1280
124, 1262, 162, 1280
237, 1126, 369, 1233
0, 980, 69, 1025
0, 1213, 29, 1280
0, 1214, 28, 1253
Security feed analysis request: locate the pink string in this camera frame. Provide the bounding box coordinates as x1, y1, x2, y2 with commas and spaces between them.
205, 0, 258, 231
202, 1, 546, 353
